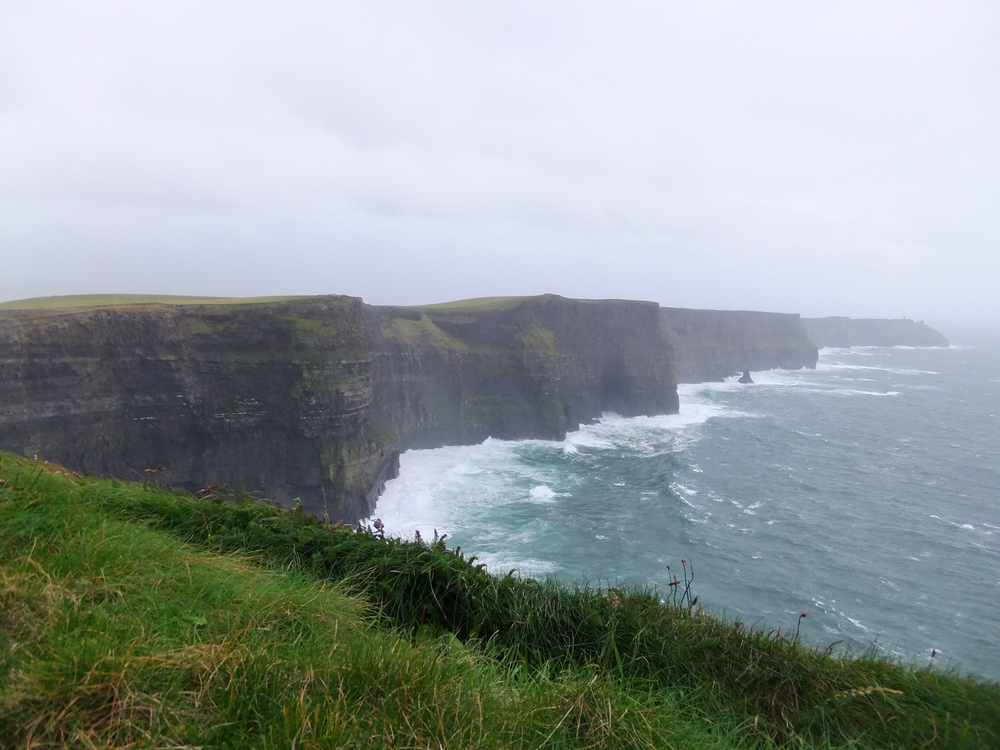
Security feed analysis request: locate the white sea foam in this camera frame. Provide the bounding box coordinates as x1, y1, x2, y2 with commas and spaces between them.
677, 495, 703, 512
845, 616, 871, 632
786, 386, 901, 397
672, 483, 698, 496
372, 389, 741, 541
472, 553, 560, 577
818, 361, 939, 376
528, 485, 559, 503
563, 429, 615, 452
369, 439, 524, 538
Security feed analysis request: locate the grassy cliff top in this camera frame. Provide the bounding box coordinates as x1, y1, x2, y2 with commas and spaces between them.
417, 295, 659, 313
0, 293, 319, 311
0, 293, 531, 314
417, 296, 531, 313
2, 451, 997, 748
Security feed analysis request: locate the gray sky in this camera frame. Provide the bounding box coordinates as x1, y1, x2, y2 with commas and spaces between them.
2, 1, 998, 328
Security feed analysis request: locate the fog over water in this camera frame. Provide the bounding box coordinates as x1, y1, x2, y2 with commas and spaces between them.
2, 2, 999, 327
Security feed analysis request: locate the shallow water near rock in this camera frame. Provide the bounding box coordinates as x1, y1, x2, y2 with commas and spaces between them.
371, 343, 1000, 680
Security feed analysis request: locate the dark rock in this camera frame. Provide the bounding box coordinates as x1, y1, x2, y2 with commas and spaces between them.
738, 370, 753, 384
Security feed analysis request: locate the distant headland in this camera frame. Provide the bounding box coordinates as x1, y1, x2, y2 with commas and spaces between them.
802, 316, 950, 348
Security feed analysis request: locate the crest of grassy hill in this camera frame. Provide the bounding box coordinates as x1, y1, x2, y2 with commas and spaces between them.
0, 294, 314, 311
0, 294, 534, 313
1, 452, 997, 749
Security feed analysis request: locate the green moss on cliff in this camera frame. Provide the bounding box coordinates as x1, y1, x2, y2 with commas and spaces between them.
364, 420, 397, 446
320, 443, 341, 484
178, 315, 245, 337
279, 313, 342, 338
381, 315, 469, 351
516, 324, 559, 356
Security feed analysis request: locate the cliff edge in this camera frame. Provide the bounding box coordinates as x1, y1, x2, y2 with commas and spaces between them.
0, 294, 676, 522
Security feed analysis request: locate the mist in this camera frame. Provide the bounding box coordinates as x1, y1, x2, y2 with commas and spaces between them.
2, 1, 998, 327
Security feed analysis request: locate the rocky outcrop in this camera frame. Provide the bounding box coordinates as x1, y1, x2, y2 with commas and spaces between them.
659, 308, 818, 383
0, 294, 676, 522
802, 317, 950, 348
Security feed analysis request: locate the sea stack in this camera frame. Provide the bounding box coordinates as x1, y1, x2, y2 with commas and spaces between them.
738, 370, 754, 384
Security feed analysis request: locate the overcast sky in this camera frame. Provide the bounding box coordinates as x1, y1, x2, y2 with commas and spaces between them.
2, 2, 998, 327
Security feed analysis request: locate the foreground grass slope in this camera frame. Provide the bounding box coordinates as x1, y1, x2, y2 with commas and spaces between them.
0, 454, 748, 749
1, 453, 997, 748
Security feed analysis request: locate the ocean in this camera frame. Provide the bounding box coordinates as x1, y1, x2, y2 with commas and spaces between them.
369, 343, 1000, 681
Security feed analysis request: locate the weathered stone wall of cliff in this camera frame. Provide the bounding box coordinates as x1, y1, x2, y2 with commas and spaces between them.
659, 308, 818, 383
368, 295, 677, 449
0, 294, 676, 522
0, 296, 391, 522
802, 317, 950, 348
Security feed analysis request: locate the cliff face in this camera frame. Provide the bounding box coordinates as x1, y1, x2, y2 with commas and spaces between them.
368, 295, 677, 449
802, 317, 950, 348
0, 295, 676, 522
659, 308, 818, 383
0, 296, 391, 522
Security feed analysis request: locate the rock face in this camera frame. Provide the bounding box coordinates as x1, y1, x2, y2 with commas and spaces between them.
659, 308, 818, 383
0, 296, 387, 522
802, 317, 950, 348
0, 294, 676, 522
368, 296, 677, 450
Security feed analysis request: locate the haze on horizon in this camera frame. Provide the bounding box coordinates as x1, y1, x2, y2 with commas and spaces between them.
1, 2, 998, 331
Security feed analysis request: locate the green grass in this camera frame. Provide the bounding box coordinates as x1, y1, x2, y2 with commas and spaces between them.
418, 296, 530, 313
0, 294, 315, 311
1, 452, 998, 749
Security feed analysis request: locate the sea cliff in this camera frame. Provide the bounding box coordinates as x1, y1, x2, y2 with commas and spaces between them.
5, 293, 933, 522
802, 317, 950, 348
659, 307, 818, 383
0, 294, 675, 522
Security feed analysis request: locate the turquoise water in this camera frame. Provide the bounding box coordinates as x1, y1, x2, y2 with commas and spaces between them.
371, 344, 1000, 680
